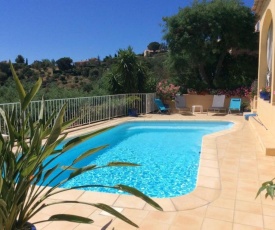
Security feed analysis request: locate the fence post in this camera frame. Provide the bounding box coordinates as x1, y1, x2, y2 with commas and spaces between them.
109, 95, 111, 120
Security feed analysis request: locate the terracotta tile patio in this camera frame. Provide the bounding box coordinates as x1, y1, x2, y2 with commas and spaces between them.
32, 112, 275, 229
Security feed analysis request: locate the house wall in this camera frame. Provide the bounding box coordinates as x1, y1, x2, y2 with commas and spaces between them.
256, 0, 275, 135
257, 100, 275, 136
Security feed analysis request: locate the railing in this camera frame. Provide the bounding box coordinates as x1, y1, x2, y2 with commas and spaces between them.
0, 93, 157, 134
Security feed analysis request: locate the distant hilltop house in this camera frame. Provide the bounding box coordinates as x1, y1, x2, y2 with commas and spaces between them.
143, 49, 160, 57
144, 42, 168, 57
143, 49, 168, 57
74, 58, 99, 67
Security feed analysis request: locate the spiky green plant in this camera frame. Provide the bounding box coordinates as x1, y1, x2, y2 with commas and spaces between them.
0, 62, 162, 230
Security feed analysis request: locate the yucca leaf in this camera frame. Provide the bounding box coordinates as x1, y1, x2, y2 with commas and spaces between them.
22, 78, 42, 111
0, 108, 15, 144
61, 118, 78, 132
0, 171, 3, 190
42, 165, 60, 183
68, 165, 97, 180
10, 61, 26, 103
62, 126, 114, 153
92, 203, 138, 227
38, 201, 137, 227
0, 204, 8, 223
21, 156, 38, 177
0, 199, 7, 210
29, 125, 42, 155
107, 162, 140, 167
114, 184, 163, 211
45, 105, 66, 147
72, 145, 108, 164
48, 214, 93, 223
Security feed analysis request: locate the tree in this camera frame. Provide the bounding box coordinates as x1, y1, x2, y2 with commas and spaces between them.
108, 47, 148, 94
0, 71, 8, 84
163, 0, 258, 89
56, 57, 73, 71
15, 54, 25, 64
0, 61, 10, 75
147, 42, 161, 52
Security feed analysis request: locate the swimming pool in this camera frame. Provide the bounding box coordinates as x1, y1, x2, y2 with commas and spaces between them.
45, 121, 233, 198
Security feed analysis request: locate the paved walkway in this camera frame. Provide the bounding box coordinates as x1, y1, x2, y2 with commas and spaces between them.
32, 113, 275, 230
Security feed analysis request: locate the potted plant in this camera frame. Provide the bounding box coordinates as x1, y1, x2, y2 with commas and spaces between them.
0, 62, 162, 230
241, 100, 251, 112
126, 95, 141, 117
259, 86, 271, 100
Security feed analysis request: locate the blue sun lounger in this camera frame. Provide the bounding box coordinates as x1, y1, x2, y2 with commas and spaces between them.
228, 98, 242, 114
154, 99, 170, 114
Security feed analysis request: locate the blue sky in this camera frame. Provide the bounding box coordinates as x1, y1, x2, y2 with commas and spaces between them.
0, 0, 255, 64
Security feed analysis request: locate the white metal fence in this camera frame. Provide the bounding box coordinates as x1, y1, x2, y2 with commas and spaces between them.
0, 93, 157, 134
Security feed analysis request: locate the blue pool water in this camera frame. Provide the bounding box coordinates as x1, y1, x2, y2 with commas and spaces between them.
45, 121, 233, 198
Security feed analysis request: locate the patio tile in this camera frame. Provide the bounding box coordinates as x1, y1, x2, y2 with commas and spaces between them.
87, 212, 114, 228
221, 181, 238, 190
49, 187, 85, 200
262, 204, 275, 217
200, 158, 219, 168
77, 191, 119, 206
259, 194, 275, 206
142, 210, 177, 224
29, 212, 51, 230
41, 221, 79, 230
233, 223, 264, 230
172, 212, 204, 229
263, 215, 275, 230
191, 186, 220, 202
234, 211, 263, 228
236, 190, 261, 203
171, 194, 208, 210
143, 198, 176, 211
63, 203, 98, 217
121, 208, 149, 219
220, 172, 238, 183
73, 224, 103, 230
199, 166, 220, 177
38, 200, 73, 215
209, 197, 235, 209
197, 175, 221, 189
205, 206, 234, 222
180, 206, 208, 216
113, 194, 146, 209
220, 188, 237, 199
111, 216, 142, 229
238, 172, 259, 181
237, 182, 259, 193
201, 218, 233, 230
235, 200, 262, 215
200, 153, 218, 160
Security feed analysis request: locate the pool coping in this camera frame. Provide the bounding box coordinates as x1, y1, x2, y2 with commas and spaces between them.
52, 116, 243, 212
